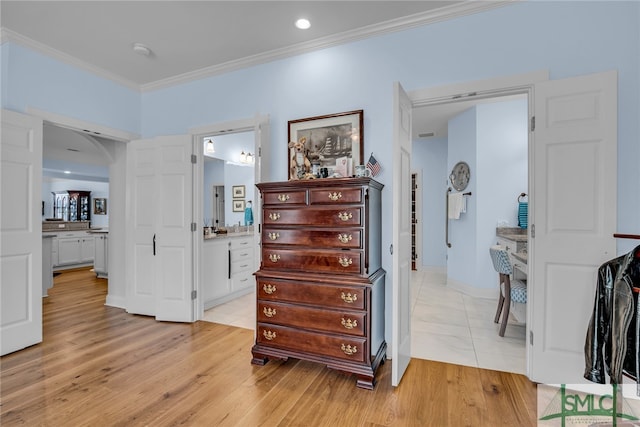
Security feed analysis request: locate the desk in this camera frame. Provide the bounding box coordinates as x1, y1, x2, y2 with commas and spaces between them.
495, 228, 528, 323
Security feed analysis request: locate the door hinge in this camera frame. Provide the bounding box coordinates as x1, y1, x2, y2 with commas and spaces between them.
191, 154, 197, 164
191, 290, 197, 300
530, 330, 534, 346
530, 116, 536, 132
191, 222, 197, 232
258, 147, 262, 156
531, 224, 535, 238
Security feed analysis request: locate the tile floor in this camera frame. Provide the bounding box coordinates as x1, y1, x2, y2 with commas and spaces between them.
202, 267, 526, 375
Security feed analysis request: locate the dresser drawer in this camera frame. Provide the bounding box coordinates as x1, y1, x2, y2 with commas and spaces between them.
263, 207, 361, 227
257, 278, 365, 310
262, 228, 362, 249
309, 187, 362, 205
263, 190, 307, 206
262, 248, 362, 274
257, 301, 366, 337
256, 323, 366, 363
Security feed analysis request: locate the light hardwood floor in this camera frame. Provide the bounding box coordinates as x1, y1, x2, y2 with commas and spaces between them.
1, 268, 538, 426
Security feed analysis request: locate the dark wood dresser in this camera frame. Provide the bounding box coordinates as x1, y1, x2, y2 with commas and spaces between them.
251, 177, 386, 389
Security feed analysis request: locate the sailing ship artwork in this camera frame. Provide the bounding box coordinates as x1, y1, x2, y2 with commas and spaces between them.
288, 110, 364, 180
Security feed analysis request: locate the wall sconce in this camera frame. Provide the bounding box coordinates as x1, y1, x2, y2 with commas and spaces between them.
240, 150, 247, 163
246, 152, 253, 164
205, 139, 215, 154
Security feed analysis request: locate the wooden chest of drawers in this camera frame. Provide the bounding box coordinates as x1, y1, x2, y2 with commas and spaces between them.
251, 178, 386, 389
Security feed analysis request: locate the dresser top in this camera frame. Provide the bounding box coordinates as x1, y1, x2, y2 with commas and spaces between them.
258, 177, 383, 191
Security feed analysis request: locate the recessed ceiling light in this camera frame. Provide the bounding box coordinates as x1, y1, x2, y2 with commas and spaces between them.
132, 42, 152, 57
64, 171, 71, 174
295, 18, 311, 30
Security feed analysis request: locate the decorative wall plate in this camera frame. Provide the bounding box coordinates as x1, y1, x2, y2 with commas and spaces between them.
449, 161, 470, 191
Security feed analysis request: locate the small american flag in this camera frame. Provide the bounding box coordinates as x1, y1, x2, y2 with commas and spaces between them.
366, 153, 381, 177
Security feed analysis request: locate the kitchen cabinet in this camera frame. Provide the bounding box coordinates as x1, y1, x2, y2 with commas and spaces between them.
55, 231, 94, 268
68, 191, 91, 222
202, 235, 255, 310
93, 233, 108, 278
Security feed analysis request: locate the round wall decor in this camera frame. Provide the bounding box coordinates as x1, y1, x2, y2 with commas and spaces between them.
449, 161, 470, 191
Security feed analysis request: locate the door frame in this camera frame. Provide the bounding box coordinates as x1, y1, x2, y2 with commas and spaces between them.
398, 70, 549, 379
189, 114, 269, 320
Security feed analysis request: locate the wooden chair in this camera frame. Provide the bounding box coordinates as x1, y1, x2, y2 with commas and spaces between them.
489, 245, 527, 337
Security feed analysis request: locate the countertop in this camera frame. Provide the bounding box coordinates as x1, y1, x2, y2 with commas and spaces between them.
203, 231, 254, 240
496, 227, 528, 242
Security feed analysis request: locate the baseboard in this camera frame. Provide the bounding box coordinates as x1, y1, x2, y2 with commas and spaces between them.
105, 294, 126, 309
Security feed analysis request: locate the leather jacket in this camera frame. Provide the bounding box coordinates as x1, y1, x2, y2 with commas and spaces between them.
584, 246, 640, 386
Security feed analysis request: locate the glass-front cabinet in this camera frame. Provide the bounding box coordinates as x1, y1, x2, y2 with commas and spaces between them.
53, 190, 91, 222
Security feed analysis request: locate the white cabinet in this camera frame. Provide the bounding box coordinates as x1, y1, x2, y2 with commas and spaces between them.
230, 237, 254, 293
202, 235, 255, 309
55, 231, 94, 267
94, 234, 108, 278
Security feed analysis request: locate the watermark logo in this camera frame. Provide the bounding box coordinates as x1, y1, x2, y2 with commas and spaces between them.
538, 383, 640, 426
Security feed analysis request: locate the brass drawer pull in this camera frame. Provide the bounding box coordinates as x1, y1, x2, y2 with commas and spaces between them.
338, 212, 353, 221
268, 212, 281, 221
341, 292, 357, 304
268, 232, 280, 241
341, 318, 358, 330
263, 284, 276, 294
337, 233, 352, 244
328, 192, 342, 201
341, 344, 358, 356
269, 254, 281, 263
263, 307, 276, 318
338, 257, 353, 267
263, 330, 277, 341
277, 194, 290, 202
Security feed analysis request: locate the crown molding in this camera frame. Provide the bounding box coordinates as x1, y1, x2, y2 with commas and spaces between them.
2, 1, 514, 94
141, 1, 513, 92
1, 28, 141, 92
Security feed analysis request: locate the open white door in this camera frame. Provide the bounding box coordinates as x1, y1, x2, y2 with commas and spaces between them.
126, 135, 194, 322
1, 109, 43, 355
392, 82, 413, 386
253, 115, 270, 268
529, 70, 617, 384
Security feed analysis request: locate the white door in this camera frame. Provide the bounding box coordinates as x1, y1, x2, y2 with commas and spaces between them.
392, 82, 413, 386
126, 135, 194, 322
529, 70, 617, 384
1, 109, 43, 355
253, 116, 270, 267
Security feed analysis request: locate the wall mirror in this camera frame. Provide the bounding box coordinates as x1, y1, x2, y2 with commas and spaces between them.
203, 130, 255, 231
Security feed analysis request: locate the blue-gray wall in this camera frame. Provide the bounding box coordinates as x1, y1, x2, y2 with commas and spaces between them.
2, 1, 639, 335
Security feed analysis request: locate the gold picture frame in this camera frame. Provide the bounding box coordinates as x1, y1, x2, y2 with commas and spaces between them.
93, 198, 107, 215
232, 185, 245, 199
232, 199, 245, 212
288, 110, 363, 180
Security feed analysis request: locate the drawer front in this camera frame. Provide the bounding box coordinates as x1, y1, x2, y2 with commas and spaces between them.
257, 301, 366, 337
263, 190, 307, 206
257, 278, 365, 310
262, 228, 361, 249
231, 257, 253, 275
230, 238, 252, 250
231, 273, 253, 292
256, 323, 366, 363
309, 187, 362, 205
262, 249, 362, 274
263, 207, 361, 226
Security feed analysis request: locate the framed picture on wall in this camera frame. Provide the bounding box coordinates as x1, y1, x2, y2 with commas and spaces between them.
287, 109, 363, 180
232, 185, 245, 199
232, 199, 245, 212
93, 198, 107, 215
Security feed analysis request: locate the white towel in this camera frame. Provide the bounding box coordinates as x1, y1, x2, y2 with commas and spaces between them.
448, 192, 464, 219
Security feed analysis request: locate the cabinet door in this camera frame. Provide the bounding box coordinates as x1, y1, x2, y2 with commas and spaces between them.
202, 240, 230, 305
57, 238, 81, 265
80, 236, 94, 263
94, 236, 105, 272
